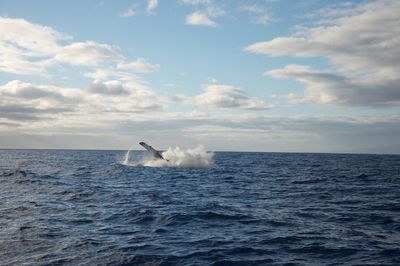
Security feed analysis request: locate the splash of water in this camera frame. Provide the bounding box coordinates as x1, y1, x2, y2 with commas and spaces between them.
123, 145, 213, 168
123, 143, 135, 165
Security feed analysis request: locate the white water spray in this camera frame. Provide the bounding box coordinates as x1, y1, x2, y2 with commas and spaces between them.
123, 143, 135, 165
122, 144, 213, 168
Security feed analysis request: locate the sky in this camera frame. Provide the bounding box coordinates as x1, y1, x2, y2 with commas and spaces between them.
0, 0, 399, 153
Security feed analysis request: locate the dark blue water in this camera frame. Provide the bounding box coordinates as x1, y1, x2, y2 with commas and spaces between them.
1, 150, 400, 265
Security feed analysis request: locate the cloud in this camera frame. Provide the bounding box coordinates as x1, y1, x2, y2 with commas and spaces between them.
301, 2, 358, 21
118, 8, 136, 18
0, 105, 72, 121
0, 80, 398, 154
179, 114, 400, 153
211, 115, 400, 153
186, 11, 217, 27
84, 68, 149, 92
1, 110, 399, 154
0, 80, 81, 102
0, 78, 165, 126
191, 84, 270, 110
0, 17, 166, 118
1, 81, 62, 100
0, 80, 82, 121
117, 58, 160, 73
0, 17, 68, 55
82, 70, 165, 112
238, 4, 273, 26
146, 0, 159, 14
0, 17, 66, 75
88, 80, 130, 96
181, 0, 210, 5
266, 64, 400, 107
0, 16, 121, 75
245, 0, 400, 107
54, 41, 121, 66
183, 0, 225, 27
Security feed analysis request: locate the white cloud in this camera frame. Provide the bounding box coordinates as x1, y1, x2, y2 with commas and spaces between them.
0, 17, 66, 75
88, 80, 130, 96
0, 80, 83, 121
301, 2, 358, 22
84, 68, 149, 91
0, 51, 48, 76
0, 17, 68, 56
2, 109, 399, 153
0, 80, 398, 153
54, 41, 121, 66
0, 17, 172, 146
1, 80, 63, 100
266, 64, 400, 107
117, 58, 160, 73
182, 114, 400, 153
191, 84, 270, 110
238, 4, 273, 26
0, 17, 122, 75
0, 18, 165, 117
186, 11, 217, 27
83, 68, 166, 111
146, 0, 159, 14
181, 0, 210, 5
245, 0, 400, 107
183, 0, 225, 27
0, 78, 165, 125
118, 8, 136, 18
205, 6, 225, 17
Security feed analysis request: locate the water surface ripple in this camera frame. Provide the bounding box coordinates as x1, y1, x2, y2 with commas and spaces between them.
1, 150, 399, 265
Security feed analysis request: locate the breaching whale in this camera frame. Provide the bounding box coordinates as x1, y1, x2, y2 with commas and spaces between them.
139, 142, 168, 161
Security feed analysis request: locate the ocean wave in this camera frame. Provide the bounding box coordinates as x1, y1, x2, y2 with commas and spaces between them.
1, 150, 400, 265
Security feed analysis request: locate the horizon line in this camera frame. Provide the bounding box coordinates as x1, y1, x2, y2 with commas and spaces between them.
0, 148, 399, 156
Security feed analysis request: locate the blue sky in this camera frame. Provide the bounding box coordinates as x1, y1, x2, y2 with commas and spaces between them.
0, 0, 399, 153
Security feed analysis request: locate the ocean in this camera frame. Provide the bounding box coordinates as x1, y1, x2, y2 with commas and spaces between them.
0, 149, 399, 265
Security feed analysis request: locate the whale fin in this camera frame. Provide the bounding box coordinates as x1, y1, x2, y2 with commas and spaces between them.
139, 142, 167, 161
